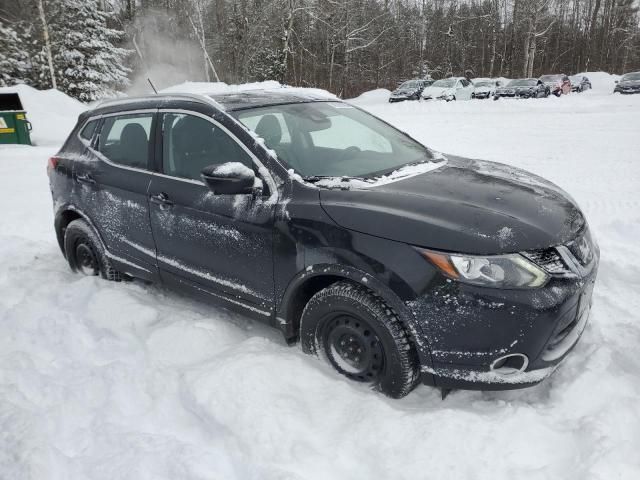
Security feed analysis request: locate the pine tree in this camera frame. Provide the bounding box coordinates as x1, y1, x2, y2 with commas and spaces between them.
51, 0, 132, 101
0, 21, 28, 86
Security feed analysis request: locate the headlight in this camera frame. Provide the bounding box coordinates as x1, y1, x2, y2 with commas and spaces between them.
417, 249, 549, 289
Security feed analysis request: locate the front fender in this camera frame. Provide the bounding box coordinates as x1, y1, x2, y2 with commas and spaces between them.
277, 263, 435, 374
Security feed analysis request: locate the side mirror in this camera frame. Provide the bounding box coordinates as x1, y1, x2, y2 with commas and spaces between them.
615, 80, 619, 84
201, 162, 257, 195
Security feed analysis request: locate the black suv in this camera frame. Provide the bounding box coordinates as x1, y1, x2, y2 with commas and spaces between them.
48, 91, 598, 397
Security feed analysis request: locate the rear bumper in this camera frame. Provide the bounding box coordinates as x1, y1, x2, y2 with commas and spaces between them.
410, 260, 598, 390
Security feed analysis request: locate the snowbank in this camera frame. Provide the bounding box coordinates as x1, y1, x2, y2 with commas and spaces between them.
0, 84, 86, 146
574, 71, 620, 94
348, 88, 392, 104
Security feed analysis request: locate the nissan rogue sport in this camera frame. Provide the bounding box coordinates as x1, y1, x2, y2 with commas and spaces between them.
48, 90, 599, 398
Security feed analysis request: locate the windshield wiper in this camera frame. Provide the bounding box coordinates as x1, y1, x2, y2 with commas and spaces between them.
302, 175, 369, 183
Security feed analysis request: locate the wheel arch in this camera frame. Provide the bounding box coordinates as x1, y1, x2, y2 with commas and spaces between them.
54, 205, 105, 257
276, 263, 434, 371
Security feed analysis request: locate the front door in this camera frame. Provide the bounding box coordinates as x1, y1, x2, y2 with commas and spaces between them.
148, 111, 276, 318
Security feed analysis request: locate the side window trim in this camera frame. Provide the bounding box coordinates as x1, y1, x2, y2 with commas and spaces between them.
157, 109, 277, 195
92, 109, 157, 173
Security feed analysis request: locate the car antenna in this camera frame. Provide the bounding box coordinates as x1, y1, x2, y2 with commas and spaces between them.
147, 78, 158, 94
131, 34, 159, 95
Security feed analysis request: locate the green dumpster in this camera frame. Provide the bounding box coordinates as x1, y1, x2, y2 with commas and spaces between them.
0, 93, 32, 145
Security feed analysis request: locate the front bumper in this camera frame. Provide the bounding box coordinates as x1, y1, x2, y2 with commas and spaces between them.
615, 85, 640, 94
409, 253, 598, 390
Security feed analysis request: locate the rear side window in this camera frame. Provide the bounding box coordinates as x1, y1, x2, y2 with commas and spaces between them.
99, 113, 153, 169
79, 120, 98, 142
162, 113, 252, 181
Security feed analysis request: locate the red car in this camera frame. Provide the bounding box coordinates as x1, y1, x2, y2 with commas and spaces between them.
539, 74, 572, 96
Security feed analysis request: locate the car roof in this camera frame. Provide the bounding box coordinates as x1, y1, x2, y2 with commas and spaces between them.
209, 90, 335, 111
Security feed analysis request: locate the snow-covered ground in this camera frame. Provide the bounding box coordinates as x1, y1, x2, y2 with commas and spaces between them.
1, 73, 639, 479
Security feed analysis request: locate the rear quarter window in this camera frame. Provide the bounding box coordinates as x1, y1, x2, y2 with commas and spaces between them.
79, 120, 98, 142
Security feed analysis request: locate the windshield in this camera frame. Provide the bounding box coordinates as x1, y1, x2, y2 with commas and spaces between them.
431, 79, 456, 88
539, 75, 562, 82
621, 72, 640, 81
399, 80, 420, 89
508, 79, 536, 87
569, 76, 582, 83
474, 81, 492, 87
233, 102, 433, 178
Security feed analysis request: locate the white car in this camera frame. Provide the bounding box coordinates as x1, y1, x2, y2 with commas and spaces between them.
421, 77, 474, 101
471, 78, 501, 99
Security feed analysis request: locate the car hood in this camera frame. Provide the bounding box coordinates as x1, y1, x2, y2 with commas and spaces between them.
319, 155, 585, 255
474, 86, 492, 93
422, 86, 454, 97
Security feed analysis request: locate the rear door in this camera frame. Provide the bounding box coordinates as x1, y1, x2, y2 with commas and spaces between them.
72, 111, 158, 279
147, 110, 276, 317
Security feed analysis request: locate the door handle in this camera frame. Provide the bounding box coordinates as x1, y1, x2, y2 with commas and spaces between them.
76, 173, 96, 185
150, 192, 174, 208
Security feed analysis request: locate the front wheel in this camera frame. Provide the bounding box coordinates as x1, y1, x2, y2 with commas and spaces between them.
300, 281, 419, 398
64, 218, 121, 281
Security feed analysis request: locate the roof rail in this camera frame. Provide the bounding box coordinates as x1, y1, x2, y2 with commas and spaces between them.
95, 92, 220, 109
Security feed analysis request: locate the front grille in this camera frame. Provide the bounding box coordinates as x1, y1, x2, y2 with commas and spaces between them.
522, 247, 572, 275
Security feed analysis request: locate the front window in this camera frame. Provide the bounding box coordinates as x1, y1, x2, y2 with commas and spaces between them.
621, 72, 640, 81
162, 113, 252, 181
431, 79, 456, 88
474, 81, 492, 87
232, 102, 433, 178
508, 79, 536, 87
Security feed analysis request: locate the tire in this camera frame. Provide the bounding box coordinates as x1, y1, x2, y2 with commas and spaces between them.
300, 281, 419, 398
64, 218, 121, 281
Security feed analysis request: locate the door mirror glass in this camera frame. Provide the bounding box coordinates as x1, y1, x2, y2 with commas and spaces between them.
201, 162, 256, 195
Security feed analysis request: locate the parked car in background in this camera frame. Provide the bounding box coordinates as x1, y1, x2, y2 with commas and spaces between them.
471, 79, 502, 99
421, 77, 474, 101
569, 75, 592, 92
388, 79, 434, 103
613, 71, 640, 94
539, 74, 572, 96
494, 78, 550, 100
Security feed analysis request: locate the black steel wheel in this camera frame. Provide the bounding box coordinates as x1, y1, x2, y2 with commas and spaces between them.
300, 281, 419, 398
322, 313, 385, 382
74, 242, 99, 276
64, 218, 121, 281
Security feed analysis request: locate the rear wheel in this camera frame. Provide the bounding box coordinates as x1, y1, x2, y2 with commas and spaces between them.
64, 219, 121, 281
300, 281, 419, 398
